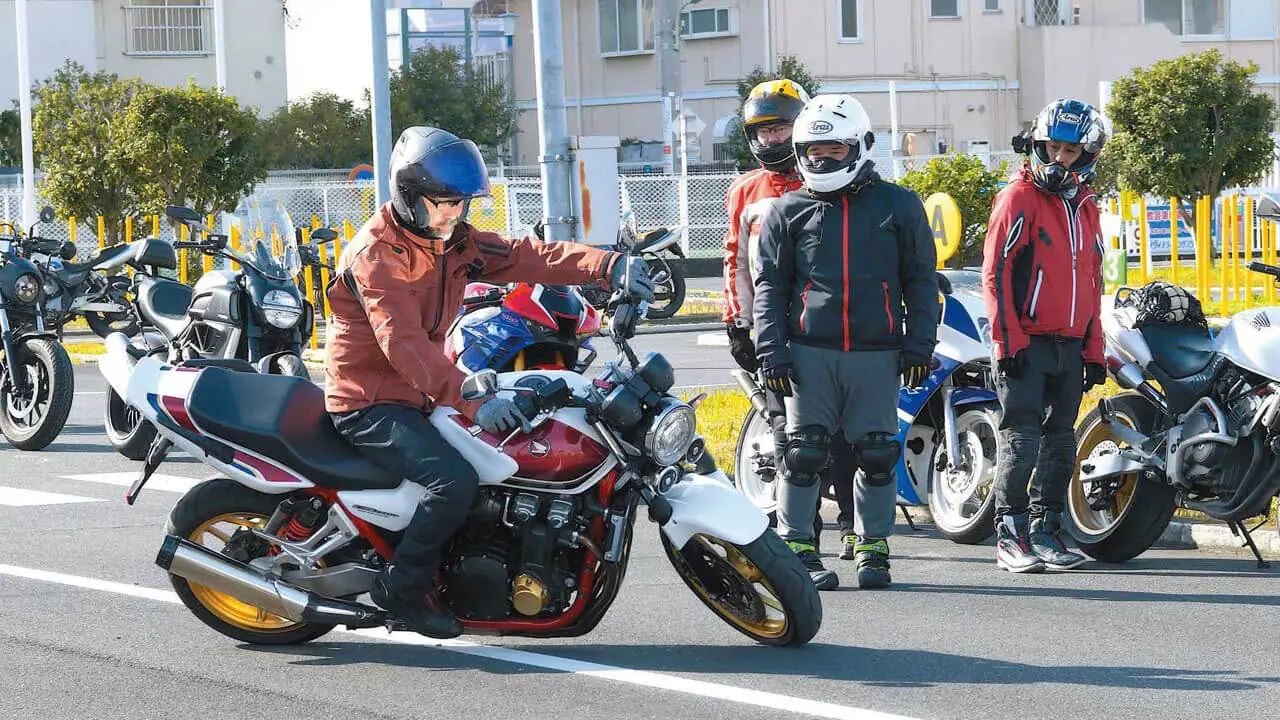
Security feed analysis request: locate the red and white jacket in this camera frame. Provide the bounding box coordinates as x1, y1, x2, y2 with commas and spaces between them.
722, 168, 803, 327
981, 168, 1105, 365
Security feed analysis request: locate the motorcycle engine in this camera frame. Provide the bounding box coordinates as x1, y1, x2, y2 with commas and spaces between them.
443, 488, 583, 621
1178, 406, 1233, 487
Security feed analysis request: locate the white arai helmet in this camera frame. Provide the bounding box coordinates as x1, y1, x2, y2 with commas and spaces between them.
792, 94, 876, 194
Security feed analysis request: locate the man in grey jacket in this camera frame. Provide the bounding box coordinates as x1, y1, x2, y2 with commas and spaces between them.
754, 95, 939, 590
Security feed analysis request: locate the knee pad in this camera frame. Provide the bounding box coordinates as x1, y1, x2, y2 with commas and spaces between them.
783, 426, 830, 487
855, 431, 901, 487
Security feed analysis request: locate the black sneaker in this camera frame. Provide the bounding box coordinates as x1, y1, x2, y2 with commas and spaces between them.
995, 514, 1046, 574
853, 537, 892, 589
1029, 512, 1088, 570
787, 540, 839, 591
838, 533, 857, 560
371, 565, 463, 639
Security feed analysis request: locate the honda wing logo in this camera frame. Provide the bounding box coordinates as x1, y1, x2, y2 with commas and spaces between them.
1250, 312, 1272, 331
529, 439, 550, 457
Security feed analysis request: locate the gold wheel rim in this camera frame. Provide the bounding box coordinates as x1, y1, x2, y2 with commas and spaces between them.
1070, 413, 1140, 535
669, 534, 788, 639
187, 512, 299, 633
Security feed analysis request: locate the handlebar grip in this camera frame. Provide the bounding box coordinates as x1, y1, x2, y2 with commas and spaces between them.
1248, 261, 1279, 274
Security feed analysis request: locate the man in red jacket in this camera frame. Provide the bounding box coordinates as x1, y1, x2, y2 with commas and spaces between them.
326, 126, 653, 638
981, 99, 1110, 573
722, 80, 857, 567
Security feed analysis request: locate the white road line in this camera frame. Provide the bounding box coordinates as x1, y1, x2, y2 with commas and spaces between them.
0, 487, 105, 506
0, 563, 919, 720
62, 472, 203, 495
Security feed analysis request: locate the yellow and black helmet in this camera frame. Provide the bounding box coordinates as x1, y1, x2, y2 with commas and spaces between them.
741, 79, 811, 172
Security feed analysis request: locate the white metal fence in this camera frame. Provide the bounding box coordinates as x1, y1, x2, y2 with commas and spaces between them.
6, 146, 1276, 261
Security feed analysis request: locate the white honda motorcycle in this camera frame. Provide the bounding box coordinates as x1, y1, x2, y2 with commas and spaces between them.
99, 277, 822, 647
1070, 196, 1280, 566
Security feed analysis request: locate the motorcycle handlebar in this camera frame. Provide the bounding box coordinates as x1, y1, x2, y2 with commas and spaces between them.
1248, 261, 1280, 277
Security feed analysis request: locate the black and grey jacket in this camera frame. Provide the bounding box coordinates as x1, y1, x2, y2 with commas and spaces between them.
752, 174, 940, 370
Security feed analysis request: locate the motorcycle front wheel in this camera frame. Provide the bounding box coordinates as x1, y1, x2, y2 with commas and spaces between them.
733, 406, 779, 521
0, 338, 74, 450
642, 255, 686, 320
928, 404, 1000, 545
1066, 392, 1176, 562
661, 531, 820, 647
105, 385, 156, 461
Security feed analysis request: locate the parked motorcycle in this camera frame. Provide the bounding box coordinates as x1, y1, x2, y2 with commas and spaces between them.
98, 268, 822, 647
103, 197, 315, 460
1069, 196, 1280, 565
445, 281, 603, 373
0, 206, 75, 450
578, 222, 686, 320
731, 269, 1002, 544
32, 241, 137, 339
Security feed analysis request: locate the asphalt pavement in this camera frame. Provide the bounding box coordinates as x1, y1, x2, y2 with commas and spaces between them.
1, 365, 1279, 719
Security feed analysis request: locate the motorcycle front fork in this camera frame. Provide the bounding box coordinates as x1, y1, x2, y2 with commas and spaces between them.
940, 383, 964, 473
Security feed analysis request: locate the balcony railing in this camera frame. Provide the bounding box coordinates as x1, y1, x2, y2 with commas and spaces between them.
124, 3, 213, 56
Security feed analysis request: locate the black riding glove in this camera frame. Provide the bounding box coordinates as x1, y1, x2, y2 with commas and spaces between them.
727, 325, 758, 373
1083, 362, 1107, 392
998, 349, 1028, 380
900, 351, 932, 389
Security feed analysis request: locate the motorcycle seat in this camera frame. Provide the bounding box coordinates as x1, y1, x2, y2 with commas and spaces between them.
185, 367, 401, 491
1139, 322, 1216, 379
63, 243, 134, 274
137, 276, 192, 340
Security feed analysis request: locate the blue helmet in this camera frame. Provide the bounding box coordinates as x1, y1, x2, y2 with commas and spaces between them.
1028, 98, 1109, 194
389, 126, 491, 238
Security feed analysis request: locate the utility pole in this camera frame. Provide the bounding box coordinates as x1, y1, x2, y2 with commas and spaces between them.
656, 0, 681, 174
214, 0, 228, 89
14, 0, 35, 227
370, 0, 393, 207
532, 0, 573, 241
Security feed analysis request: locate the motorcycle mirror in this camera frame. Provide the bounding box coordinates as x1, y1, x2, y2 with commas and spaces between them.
310, 228, 339, 243
164, 205, 202, 225
59, 241, 77, 260
1257, 195, 1280, 221
38, 206, 55, 223
618, 210, 638, 249
461, 369, 500, 401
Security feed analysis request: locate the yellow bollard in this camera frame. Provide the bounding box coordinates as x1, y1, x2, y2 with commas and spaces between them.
125, 216, 133, 244
178, 225, 189, 284
68, 217, 77, 250
229, 225, 242, 271
1198, 196, 1211, 304
1244, 196, 1256, 306
1268, 220, 1278, 306
318, 244, 332, 322
1138, 197, 1150, 284
97, 216, 106, 250
1169, 197, 1180, 287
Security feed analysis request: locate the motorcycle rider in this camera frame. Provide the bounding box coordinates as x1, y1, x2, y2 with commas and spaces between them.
981, 98, 1109, 573
324, 126, 654, 638
722, 79, 859, 563
754, 95, 939, 590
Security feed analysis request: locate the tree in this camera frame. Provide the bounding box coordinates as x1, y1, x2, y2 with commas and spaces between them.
119, 81, 268, 218
32, 62, 147, 245
262, 91, 371, 169
388, 46, 514, 154
1106, 49, 1277, 230
0, 104, 19, 167
724, 55, 822, 170
899, 153, 1011, 267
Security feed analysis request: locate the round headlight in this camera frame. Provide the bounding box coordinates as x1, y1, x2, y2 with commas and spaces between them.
262, 289, 302, 329
42, 278, 59, 297
645, 400, 696, 466
14, 273, 41, 303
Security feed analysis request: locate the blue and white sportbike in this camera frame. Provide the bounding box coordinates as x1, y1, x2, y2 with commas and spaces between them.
732, 269, 1001, 544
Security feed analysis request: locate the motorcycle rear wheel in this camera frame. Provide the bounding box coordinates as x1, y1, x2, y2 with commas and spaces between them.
661, 531, 820, 647
642, 257, 686, 320
1066, 393, 1176, 562
168, 479, 336, 645
104, 386, 156, 461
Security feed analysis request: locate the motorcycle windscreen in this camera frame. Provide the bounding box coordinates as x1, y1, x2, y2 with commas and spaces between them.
221, 195, 302, 281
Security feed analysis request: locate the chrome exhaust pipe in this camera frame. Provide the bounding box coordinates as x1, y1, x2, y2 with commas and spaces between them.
731, 369, 768, 414
156, 535, 385, 629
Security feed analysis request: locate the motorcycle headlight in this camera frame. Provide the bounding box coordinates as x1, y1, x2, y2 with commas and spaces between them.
644, 399, 696, 466
262, 289, 302, 329
14, 273, 41, 304
42, 277, 59, 297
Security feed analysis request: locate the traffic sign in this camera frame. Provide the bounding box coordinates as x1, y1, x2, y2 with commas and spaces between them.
924, 192, 962, 266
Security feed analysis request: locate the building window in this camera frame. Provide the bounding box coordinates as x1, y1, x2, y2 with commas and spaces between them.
124, 0, 211, 56
599, 0, 655, 56
931, 0, 960, 18
985, 0, 1002, 12
1143, 0, 1226, 37
1025, 0, 1067, 25
680, 7, 736, 39
838, 0, 861, 41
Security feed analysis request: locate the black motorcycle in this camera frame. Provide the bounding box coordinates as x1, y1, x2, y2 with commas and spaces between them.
579, 220, 686, 320
104, 199, 316, 460
0, 206, 75, 450
33, 239, 138, 339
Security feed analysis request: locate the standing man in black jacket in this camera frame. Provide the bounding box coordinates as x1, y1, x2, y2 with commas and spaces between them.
754, 95, 939, 590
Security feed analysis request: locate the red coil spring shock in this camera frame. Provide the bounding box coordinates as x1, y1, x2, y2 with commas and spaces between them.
279, 496, 326, 542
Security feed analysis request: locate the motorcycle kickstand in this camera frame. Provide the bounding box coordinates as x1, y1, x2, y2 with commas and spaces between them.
1227, 520, 1271, 569
898, 504, 919, 531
